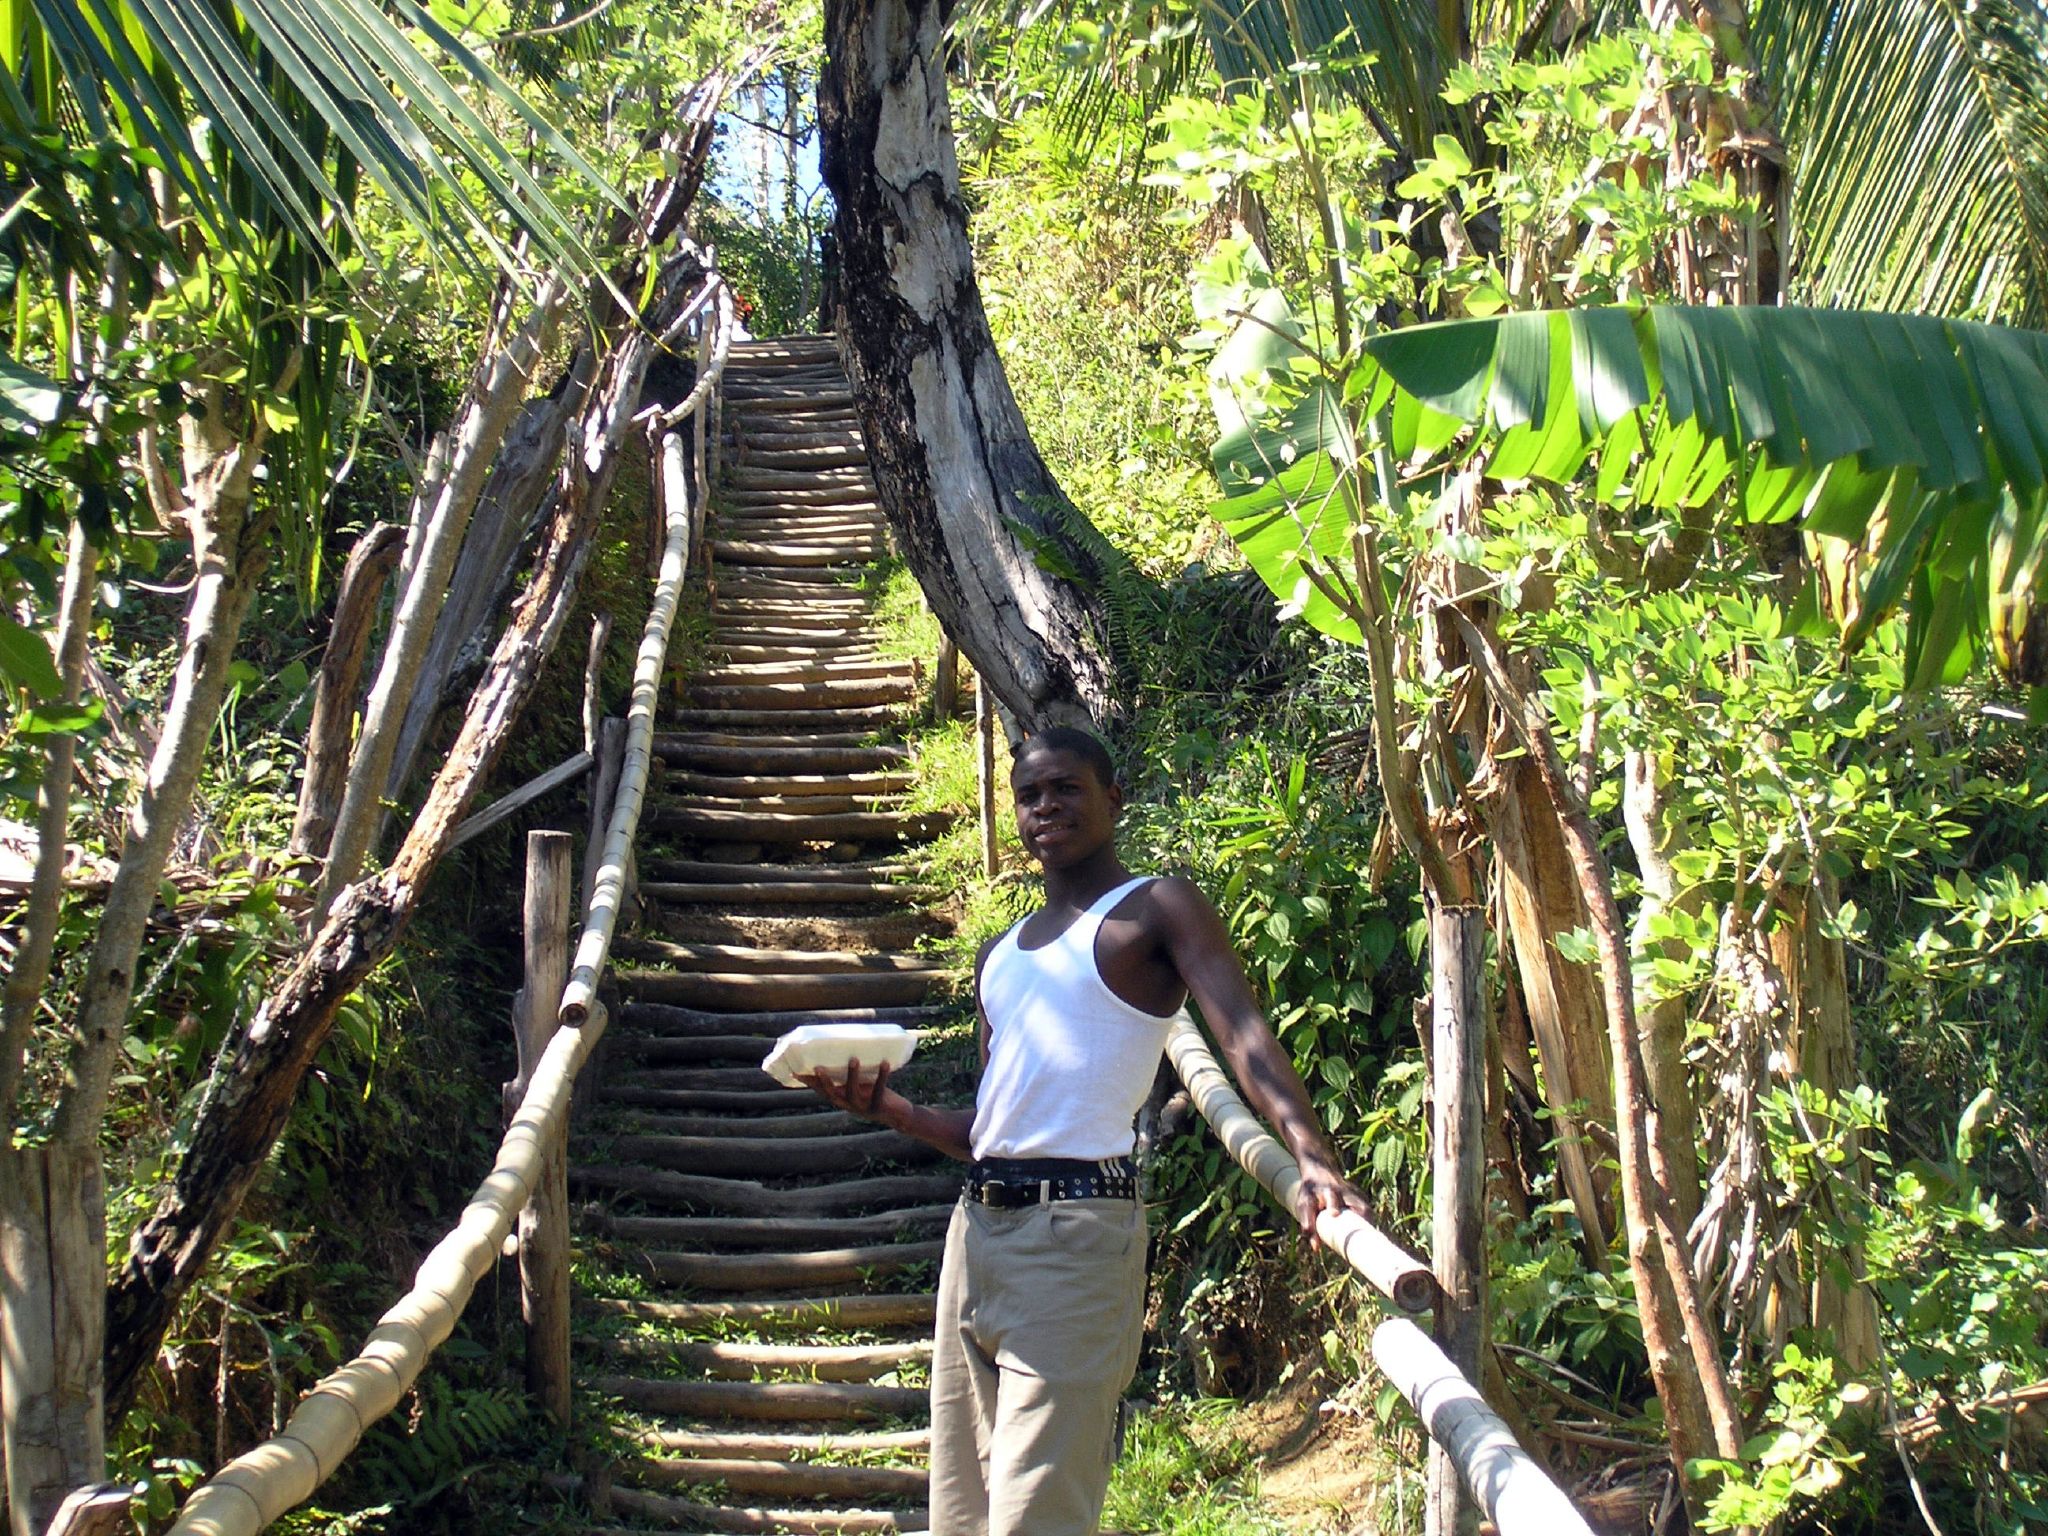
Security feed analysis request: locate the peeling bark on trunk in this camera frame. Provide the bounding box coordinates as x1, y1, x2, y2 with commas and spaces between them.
53, 393, 273, 1142
1490, 753, 1615, 1260
101, 299, 669, 1424
818, 0, 1120, 729
1768, 874, 1879, 1373
290, 523, 404, 861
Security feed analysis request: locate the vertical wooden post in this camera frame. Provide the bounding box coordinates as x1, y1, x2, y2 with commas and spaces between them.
511, 831, 574, 1425
583, 717, 629, 918
933, 635, 959, 723
974, 680, 997, 879
1427, 905, 1486, 1536
1, 1144, 107, 1536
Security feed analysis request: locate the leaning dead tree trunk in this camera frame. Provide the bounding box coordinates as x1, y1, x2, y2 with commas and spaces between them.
818, 0, 1120, 729
101, 266, 686, 1418
291, 523, 404, 861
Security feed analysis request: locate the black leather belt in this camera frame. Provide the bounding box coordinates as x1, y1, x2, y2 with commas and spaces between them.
967, 1156, 1137, 1208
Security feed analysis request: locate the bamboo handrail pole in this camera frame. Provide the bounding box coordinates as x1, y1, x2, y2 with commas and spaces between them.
562, 283, 732, 1024
1163, 1018, 1435, 1312
166, 1005, 610, 1536
655, 281, 736, 429
1373, 1320, 1595, 1536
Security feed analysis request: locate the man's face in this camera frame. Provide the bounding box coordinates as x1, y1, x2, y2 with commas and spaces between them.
1011, 746, 1121, 869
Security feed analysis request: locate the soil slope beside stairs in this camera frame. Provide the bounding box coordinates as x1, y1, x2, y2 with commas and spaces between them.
570, 334, 964, 1536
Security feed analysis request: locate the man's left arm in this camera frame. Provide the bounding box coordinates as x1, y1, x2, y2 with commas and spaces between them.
1149, 875, 1372, 1236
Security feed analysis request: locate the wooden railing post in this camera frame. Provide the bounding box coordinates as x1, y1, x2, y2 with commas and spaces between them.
0, 1144, 106, 1536
975, 679, 997, 879
511, 830, 574, 1425
933, 634, 959, 722
1428, 905, 1487, 1536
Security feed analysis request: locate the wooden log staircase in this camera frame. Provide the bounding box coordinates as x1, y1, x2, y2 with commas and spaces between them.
571, 334, 962, 1536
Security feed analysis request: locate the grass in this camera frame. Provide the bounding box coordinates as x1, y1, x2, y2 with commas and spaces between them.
1104, 1401, 1286, 1536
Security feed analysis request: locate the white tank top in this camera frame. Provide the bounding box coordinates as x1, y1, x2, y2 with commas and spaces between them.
970, 876, 1179, 1161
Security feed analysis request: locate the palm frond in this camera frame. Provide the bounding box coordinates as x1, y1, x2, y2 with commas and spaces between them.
1749, 0, 2048, 326
17, 0, 624, 281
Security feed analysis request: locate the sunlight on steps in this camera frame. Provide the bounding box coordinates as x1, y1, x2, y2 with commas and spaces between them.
567, 333, 963, 1536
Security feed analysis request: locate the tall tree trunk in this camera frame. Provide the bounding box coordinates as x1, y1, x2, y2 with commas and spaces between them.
1622, 748, 1705, 1237
52, 388, 274, 1143
1768, 873, 1879, 1373
818, 0, 1121, 729
1490, 753, 1615, 1260
101, 288, 670, 1423
1, 525, 96, 1137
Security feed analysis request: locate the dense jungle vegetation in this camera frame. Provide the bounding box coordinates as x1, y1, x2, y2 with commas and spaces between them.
2, 0, 2046, 1534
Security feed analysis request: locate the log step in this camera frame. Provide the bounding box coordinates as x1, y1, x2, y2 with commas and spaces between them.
712, 544, 889, 569
594, 1085, 821, 1113
649, 910, 947, 951
608, 1107, 868, 1137
654, 734, 910, 756
661, 773, 914, 801
615, 938, 947, 977
670, 707, 907, 732
640, 881, 935, 908
592, 1377, 921, 1426
650, 741, 911, 771
619, 1002, 952, 1032
596, 1207, 954, 1251
615, 971, 947, 1010
651, 793, 912, 819
596, 1339, 931, 1382
571, 1166, 961, 1216
601, 1129, 939, 1178
604, 1486, 924, 1533
682, 680, 915, 710
625, 1238, 944, 1291
687, 667, 910, 689
622, 1428, 930, 1461
584, 1294, 938, 1329
647, 808, 954, 843
625, 1456, 928, 1502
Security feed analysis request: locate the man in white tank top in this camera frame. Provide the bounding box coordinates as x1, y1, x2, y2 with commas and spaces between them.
802, 728, 1369, 1536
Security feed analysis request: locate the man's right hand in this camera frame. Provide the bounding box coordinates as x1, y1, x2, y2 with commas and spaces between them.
799, 1057, 899, 1124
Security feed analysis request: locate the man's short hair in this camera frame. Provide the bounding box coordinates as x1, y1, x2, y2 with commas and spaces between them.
1016, 727, 1117, 790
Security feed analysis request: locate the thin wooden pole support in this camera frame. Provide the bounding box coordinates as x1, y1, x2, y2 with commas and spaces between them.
0, 1145, 106, 1536
583, 718, 629, 918
933, 635, 958, 723
975, 681, 997, 880
1428, 905, 1487, 1536
512, 831, 574, 1425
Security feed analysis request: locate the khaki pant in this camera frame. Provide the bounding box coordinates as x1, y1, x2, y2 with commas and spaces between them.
929, 1195, 1147, 1536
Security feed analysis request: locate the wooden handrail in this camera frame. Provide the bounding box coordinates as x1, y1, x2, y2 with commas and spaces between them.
1165, 1017, 1595, 1536
1164, 1017, 1434, 1311
161, 273, 736, 1536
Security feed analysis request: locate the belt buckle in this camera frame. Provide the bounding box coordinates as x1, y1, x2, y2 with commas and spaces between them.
977, 1179, 1014, 1208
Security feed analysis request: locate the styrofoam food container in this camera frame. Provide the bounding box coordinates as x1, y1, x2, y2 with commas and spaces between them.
763, 1023, 920, 1088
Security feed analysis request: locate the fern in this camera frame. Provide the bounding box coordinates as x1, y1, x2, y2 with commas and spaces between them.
358, 1379, 531, 1508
